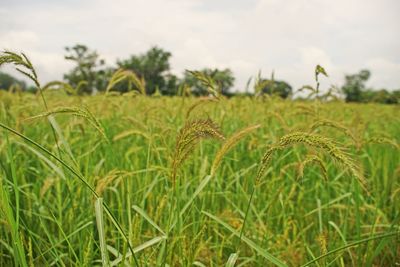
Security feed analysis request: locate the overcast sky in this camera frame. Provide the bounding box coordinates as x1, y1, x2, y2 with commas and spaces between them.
1, 0, 399, 92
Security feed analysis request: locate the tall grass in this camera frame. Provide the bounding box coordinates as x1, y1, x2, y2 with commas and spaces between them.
0, 51, 399, 266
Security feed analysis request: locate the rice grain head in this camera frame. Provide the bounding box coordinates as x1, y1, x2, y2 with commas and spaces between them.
298, 154, 328, 181
25, 106, 109, 142
171, 119, 224, 184
256, 132, 366, 190
279, 132, 366, 188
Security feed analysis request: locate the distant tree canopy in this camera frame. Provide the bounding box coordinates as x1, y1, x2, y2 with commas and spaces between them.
260, 79, 292, 99
183, 68, 235, 96
117, 46, 178, 95
0, 71, 26, 90
341, 69, 399, 104
362, 89, 400, 104
341, 69, 371, 102
63, 44, 106, 95
2, 44, 398, 104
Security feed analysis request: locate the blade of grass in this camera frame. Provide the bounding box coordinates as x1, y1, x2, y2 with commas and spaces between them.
225, 253, 239, 267
95, 198, 110, 267
300, 231, 400, 267
0, 122, 139, 266
109, 236, 167, 266
132, 205, 166, 236
0, 174, 28, 267
202, 211, 287, 267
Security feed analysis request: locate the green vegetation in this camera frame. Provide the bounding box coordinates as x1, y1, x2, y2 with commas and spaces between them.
0, 72, 27, 91
63, 44, 107, 95
116, 46, 178, 96
2, 44, 399, 103
341, 69, 400, 104
0, 51, 399, 266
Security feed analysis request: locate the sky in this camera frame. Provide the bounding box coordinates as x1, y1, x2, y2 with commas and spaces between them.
1, 0, 399, 92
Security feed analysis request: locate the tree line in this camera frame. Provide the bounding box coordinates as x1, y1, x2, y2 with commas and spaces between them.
0, 44, 399, 104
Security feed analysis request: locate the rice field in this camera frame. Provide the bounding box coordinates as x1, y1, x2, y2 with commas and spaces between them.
0, 52, 400, 266
1, 90, 399, 266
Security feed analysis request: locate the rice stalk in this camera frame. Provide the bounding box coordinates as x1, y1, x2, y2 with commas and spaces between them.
257, 132, 366, 190
171, 119, 224, 184
298, 154, 328, 181
0, 122, 140, 265
25, 106, 108, 142
186, 70, 221, 99
186, 97, 219, 120
315, 65, 328, 81
211, 124, 260, 176
256, 145, 283, 183
315, 65, 328, 95
267, 111, 289, 131
95, 172, 122, 196
178, 83, 192, 97
40, 177, 57, 198
105, 69, 146, 95
41, 81, 77, 95
364, 137, 399, 149
292, 104, 317, 117
309, 119, 356, 143
253, 70, 273, 98
297, 85, 317, 99
0, 50, 40, 89
316, 231, 328, 255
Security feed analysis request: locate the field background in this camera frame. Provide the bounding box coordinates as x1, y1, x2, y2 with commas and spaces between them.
1, 91, 399, 266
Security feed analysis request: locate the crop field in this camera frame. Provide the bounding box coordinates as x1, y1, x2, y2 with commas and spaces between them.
0, 53, 400, 266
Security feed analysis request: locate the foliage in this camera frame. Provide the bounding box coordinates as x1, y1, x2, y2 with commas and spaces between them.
362, 89, 400, 104
260, 79, 292, 98
1, 90, 400, 266
2, 46, 398, 103
252, 71, 293, 99
117, 46, 176, 95
0, 52, 399, 265
0, 54, 398, 266
63, 44, 107, 95
341, 69, 399, 104
105, 69, 146, 95
0, 91, 399, 266
341, 69, 371, 102
0, 71, 27, 91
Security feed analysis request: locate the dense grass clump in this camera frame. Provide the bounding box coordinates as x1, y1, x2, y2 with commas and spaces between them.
0, 52, 399, 266
1, 92, 399, 266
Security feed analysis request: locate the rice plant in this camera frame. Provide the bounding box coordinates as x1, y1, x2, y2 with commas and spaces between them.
0, 51, 399, 266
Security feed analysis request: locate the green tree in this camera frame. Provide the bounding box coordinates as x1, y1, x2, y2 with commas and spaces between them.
63, 44, 106, 94
117, 46, 176, 95
260, 79, 292, 99
391, 90, 400, 104
183, 68, 235, 96
163, 73, 180, 96
341, 69, 370, 102
363, 89, 400, 104
0, 71, 26, 90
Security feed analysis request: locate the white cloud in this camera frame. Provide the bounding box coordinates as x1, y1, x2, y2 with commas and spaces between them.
0, 0, 399, 92
0, 30, 72, 82
366, 58, 400, 89
300, 47, 333, 70
0, 31, 40, 49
